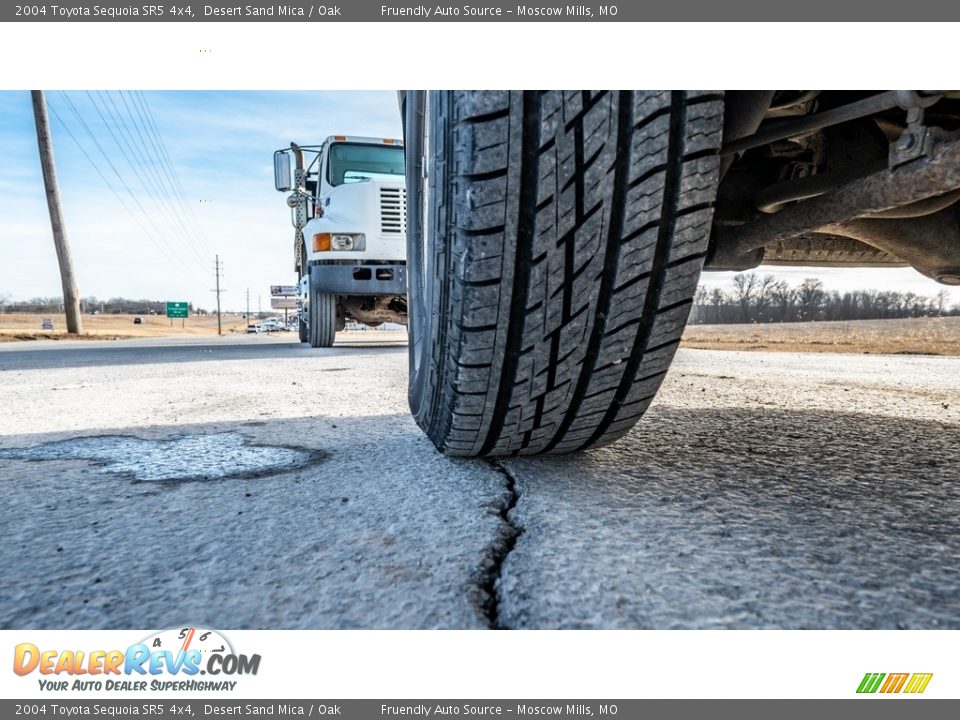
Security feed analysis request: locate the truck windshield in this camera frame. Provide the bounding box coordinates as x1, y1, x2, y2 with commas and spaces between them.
327, 143, 404, 186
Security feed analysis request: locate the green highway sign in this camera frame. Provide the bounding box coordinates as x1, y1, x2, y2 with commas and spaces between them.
166, 301, 189, 318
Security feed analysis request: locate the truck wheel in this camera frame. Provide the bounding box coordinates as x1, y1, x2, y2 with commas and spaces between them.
404, 90, 724, 456
298, 315, 308, 343
308, 278, 337, 348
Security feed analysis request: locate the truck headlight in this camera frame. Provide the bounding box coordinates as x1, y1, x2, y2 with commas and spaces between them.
331, 233, 364, 251
312, 233, 365, 252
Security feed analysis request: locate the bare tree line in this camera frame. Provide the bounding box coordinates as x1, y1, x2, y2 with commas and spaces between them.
4, 278, 956, 324
0, 294, 204, 315
690, 273, 959, 325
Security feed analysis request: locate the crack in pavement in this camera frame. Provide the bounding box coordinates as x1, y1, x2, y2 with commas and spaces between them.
479, 459, 524, 630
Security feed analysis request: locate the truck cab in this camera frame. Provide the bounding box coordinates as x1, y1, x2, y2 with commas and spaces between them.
274, 136, 407, 347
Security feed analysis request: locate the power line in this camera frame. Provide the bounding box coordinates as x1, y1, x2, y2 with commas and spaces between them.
46, 99, 206, 285
88, 91, 209, 266
130, 91, 215, 257
58, 92, 196, 261
53, 92, 207, 277
103, 90, 211, 267
84, 90, 181, 218
79, 93, 205, 263
120, 90, 213, 261
99, 90, 170, 194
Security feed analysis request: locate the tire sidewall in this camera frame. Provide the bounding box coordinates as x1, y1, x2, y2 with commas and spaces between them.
404, 91, 438, 421
308, 279, 319, 347
308, 265, 336, 348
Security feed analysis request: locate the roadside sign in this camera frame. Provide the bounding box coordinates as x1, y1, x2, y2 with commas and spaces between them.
166, 302, 189, 318
270, 285, 298, 296
270, 297, 297, 309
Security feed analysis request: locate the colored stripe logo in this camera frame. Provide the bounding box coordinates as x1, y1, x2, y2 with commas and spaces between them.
857, 672, 933, 694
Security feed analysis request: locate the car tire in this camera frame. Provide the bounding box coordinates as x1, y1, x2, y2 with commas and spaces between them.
404, 90, 724, 456
308, 269, 337, 348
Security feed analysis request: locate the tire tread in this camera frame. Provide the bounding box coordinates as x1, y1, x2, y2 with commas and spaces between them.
414, 90, 723, 456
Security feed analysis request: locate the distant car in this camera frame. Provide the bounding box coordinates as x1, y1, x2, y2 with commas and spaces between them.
40, 318, 53, 330
133, 317, 143, 324
246, 324, 261, 334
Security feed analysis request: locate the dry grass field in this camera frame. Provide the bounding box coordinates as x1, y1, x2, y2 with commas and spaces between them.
3, 312, 958, 356
0, 312, 251, 341
681, 316, 960, 356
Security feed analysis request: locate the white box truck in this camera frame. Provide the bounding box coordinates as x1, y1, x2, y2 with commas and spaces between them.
274, 136, 407, 347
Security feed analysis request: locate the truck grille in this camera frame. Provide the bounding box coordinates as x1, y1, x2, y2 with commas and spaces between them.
380, 187, 406, 235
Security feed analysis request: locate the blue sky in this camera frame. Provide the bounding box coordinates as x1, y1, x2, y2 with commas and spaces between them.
0, 91, 401, 311
0, 90, 956, 311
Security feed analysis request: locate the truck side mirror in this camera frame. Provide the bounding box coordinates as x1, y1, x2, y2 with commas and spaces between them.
274, 150, 292, 191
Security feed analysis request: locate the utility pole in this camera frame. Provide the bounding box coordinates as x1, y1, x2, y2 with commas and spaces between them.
32, 90, 82, 334
213, 254, 223, 336
246, 288, 250, 321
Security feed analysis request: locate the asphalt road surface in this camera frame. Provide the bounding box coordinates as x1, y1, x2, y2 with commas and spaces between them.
1, 333, 958, 629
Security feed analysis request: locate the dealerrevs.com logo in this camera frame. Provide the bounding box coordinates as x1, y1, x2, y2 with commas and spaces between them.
857, 673, 933, 695
13, 627, 260, 692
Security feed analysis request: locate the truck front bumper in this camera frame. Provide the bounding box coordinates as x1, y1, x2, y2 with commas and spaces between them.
309, 262, 407, 296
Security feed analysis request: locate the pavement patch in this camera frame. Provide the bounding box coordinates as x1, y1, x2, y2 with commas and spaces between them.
0, 432, 323, 483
